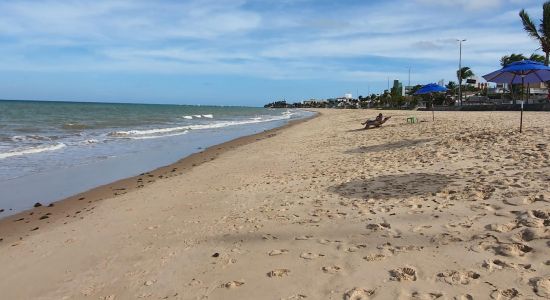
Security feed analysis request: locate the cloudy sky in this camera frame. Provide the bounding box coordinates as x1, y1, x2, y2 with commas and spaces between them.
0, 0, 544, 105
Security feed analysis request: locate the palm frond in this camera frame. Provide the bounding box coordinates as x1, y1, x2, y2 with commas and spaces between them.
540, 1, 550, 37
520, 9, 541, 40
529, 53, 545, 62
500, 55, 509, 67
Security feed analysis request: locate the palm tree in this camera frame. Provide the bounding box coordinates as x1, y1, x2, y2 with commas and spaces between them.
446, 81, 457, 92
500, 53, 545, 66
529, 53, 545, 63
500, 53, 527, 66
456, 67, 474, 104
457, 67, 474, 81
519, 2, 550, 66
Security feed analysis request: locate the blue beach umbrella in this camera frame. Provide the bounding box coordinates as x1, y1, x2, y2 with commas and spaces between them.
414, 83, 448, 95
414, 83, 448, 121
483, 60, 550, 133
483, 60, 550, 84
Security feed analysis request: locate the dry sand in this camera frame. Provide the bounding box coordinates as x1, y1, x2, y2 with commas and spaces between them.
0, 109, 549, 299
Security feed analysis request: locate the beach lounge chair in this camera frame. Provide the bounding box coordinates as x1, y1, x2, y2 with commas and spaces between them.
361, 116, 391, 129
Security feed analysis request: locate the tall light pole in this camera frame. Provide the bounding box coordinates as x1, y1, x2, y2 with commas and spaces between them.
457, 39, 466, 106
408, 66, 411, 87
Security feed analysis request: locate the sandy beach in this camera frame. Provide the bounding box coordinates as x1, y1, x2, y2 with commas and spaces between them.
1, 109, 549, 299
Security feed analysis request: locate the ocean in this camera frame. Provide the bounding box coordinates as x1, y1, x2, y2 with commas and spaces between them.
0, 100, 314, 216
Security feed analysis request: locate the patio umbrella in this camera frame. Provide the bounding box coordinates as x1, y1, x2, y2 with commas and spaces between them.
414, 83, 448, 121
483, 60, 550, 133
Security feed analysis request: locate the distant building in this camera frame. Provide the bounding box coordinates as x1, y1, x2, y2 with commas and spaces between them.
344, 93, 353, 99
437, 79, 445, 87
391, 80, 403, 97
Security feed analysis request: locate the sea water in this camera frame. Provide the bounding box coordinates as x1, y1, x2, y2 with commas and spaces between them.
0, 100, 314, 216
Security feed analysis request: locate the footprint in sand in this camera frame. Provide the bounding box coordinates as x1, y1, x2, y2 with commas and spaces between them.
436, 270, 480, 285
300, 252, 325, 259
269, 249, 289, 256
410, 291, 444, 299
489, 288, 519, 299
344, 287, 375, 300
529, 276, 550, 298
494, 243, 533, 257
389, 267, 417, 281
188, 278, 202, 286
280, 294, 307, 300
345, 244, 367, 252
317, 239, 331, 245
321, 265, 341, 274
363, 253, 386, 262
485, 221, 518, 233
366, 222, 391, 231
295, 235, 313, 240
223, 280, 245, 288
267, 269, 290, 278
515, 227, 546, 242
262, 234, 278, 240
482, 259, 513, 271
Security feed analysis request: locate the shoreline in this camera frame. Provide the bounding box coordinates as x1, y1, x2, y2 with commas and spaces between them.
0, 112, 318, 245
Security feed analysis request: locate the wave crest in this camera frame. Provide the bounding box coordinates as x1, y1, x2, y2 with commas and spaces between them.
0, 143, 66, 160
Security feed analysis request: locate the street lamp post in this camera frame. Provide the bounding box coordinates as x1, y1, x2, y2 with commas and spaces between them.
457, 39, 466, 106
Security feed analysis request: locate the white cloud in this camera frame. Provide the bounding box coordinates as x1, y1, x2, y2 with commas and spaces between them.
0, 0, 542, 88
416, 0, 503, 10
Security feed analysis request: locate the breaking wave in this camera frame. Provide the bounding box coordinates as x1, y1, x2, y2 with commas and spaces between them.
109, 113, 293, 139
0, 143, 67, 160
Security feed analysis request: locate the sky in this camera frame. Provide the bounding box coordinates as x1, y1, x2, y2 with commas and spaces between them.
0, 0, 545, 106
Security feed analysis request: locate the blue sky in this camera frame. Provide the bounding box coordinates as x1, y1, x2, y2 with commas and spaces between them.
0, 0, 545, 106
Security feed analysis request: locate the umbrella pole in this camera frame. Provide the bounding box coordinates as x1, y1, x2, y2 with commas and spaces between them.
520, 76, 524, 133
527, 83, 530, 104
431, 94, 435, 121
520, 101, 523, 133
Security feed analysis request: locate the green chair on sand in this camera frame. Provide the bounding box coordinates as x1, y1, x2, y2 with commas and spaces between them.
406, 116, 418, 124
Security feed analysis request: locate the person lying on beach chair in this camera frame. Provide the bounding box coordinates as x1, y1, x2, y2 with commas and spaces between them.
361, 114, 391, 129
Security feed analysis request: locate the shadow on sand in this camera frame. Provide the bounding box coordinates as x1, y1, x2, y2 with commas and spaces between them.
345, 138, 433, 154
329, 173, 452, 200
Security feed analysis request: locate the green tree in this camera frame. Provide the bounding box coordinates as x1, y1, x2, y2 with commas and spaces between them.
409, 84, 423, 95
457, 67, 474, 81
456, 67, 474, 105
500, 53, 545, 66
446, 81, 457, 94
519, 2, 550, 65
529, 53, 545, 63
500, 53, 527, 66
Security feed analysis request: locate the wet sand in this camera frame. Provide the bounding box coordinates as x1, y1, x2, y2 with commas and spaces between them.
0, 109, 549, 299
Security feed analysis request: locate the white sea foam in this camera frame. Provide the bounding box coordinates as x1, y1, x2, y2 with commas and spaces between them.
126, 130, 189, 140
11, 135, 52, 142
81, 139, 99, 144
109, 113, 294, 139
109, 126, 190, 137
0, 143, 67, 159
183, 114, 213, 119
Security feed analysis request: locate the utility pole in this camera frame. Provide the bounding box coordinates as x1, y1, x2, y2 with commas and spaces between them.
408, 66, 411, 98
457, 39, 466, 106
